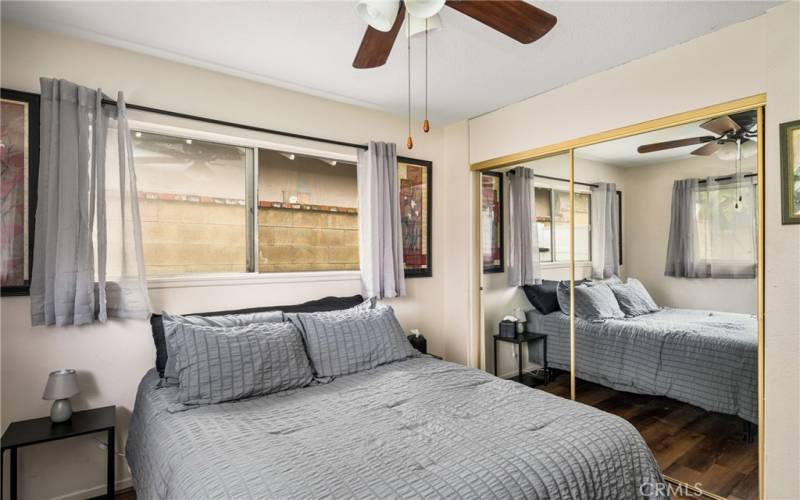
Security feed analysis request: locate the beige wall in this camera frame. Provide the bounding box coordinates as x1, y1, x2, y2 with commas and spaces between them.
624, 155, 758, 314
0, 20, 475, 500
468, 3, 800, 497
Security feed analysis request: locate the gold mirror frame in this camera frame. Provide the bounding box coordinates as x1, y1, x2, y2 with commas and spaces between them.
471, 94, 766, 500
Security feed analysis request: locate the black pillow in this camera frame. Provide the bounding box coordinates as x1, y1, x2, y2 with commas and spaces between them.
150, 294, 364, 378
522, 280, 589, 314
522, 281, 559, 314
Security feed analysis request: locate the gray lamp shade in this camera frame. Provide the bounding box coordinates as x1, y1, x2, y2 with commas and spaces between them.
42, 369, 80, 400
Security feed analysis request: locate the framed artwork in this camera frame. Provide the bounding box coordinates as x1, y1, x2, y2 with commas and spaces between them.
481, 172, 504, 273
398, 156, 432, 278
780, 119, 800, 224
1, 89, 39, 296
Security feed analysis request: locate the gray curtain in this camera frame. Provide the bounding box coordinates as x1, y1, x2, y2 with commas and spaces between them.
507, 167, 541, 286
590, 182, 620, 279
31, 78, 150, 326
664, 178, 700, 278
357, 141, 405, 299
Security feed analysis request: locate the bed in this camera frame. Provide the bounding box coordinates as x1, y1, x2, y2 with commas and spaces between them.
126, 356, 667, 499
526, 307, 757, 424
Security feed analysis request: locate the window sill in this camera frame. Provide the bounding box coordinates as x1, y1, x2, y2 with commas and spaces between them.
540, 262, 592, 270
147, 270, 361, 290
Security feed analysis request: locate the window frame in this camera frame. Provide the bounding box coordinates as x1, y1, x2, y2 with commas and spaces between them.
130, 120, 359, 281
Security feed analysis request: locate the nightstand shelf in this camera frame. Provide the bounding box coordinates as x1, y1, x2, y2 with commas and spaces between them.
1, 406, 116, 500
493, 333, 549, 388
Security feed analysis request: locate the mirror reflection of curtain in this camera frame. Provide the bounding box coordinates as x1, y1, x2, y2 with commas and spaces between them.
665, 173, 757, 278
590, 182, 619, 279
507, 167, 541, 286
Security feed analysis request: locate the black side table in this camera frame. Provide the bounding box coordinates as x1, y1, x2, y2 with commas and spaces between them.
493, 333, 549, 387
1, 405, 116, 500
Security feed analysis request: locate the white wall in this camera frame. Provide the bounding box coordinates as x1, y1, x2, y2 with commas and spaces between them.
483, 155, 627, 376
0, 20, 475, 500
624, 155, 757, 314
468, 3, 800, 497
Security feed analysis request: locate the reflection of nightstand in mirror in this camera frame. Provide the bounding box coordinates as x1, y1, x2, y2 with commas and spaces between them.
493, 333, 549, 388
1, 406, 116, 500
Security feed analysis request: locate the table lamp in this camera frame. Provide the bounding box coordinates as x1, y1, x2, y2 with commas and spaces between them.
42, 369, 80, 423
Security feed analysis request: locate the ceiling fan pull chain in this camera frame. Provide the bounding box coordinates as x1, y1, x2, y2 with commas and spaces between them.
423, 16, 430, 134
407, 11, 414, 149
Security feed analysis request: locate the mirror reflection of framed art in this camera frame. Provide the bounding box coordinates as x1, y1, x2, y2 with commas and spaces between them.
481, 171, 504, 273
1, 88, 40, 296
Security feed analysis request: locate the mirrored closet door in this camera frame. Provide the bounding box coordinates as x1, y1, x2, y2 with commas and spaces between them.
480, 153, 571, 400
570, 110, 761, 499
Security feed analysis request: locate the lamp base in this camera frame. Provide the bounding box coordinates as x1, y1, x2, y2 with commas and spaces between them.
50, 398, 72, 423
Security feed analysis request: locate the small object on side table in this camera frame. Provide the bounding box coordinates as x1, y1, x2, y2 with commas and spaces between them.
498, 320, 517, 339
407, 329, 427, 354
493, 333, 549, 388
1, 406, 116, 500
42, 369, 80, 423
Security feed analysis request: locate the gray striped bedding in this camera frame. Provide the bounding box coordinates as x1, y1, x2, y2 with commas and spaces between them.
127, 357, 667, 499
526, 307, 757, 423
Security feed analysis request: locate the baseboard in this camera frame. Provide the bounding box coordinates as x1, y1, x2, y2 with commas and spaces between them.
50, 477, 132, 500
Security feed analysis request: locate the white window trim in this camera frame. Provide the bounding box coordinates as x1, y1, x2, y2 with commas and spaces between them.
147, 270, 362, 290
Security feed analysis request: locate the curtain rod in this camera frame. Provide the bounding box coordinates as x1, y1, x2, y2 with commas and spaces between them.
100, 98, 369, 151
506, 170, 757, 186
505, 171, 598, 188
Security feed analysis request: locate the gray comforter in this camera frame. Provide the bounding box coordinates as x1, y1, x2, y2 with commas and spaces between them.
527, 308, 757, 423
127, 357, 666, 499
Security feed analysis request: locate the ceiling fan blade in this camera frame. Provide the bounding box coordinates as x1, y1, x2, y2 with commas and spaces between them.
700, 115, 741, 135
691, 142, 722, 156
637, 136, 716, 154
353, 2, 405, 69
445, 0, 556, 44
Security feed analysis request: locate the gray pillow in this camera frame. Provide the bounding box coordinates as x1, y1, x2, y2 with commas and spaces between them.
590, 275, 623, 286
162, 310, 285, 385
170, 321, 313, 406
557, 281, 625, 321
295, 305, 418, 378
610, 278, 660, 317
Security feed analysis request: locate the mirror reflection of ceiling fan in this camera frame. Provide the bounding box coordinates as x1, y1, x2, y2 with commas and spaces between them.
637, 112, 758, 159
353, 0, 557, 68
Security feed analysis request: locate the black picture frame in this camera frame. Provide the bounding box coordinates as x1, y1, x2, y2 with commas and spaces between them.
398, 156, 433, 278
780, 119, 800, 225
482, 172, 504, 273
1, 88, 40, 297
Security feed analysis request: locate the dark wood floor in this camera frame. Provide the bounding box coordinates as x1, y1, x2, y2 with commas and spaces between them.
540, 372, 757, 500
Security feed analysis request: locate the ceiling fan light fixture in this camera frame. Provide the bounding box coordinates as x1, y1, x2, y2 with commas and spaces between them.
355, 0, 400, 32
717, 140, 757, 161
404, 0, 446, 19
406, 13, 441, 37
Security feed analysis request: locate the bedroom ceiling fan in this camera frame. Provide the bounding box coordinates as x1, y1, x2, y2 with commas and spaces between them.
354, 0, 557, 149
353, 0, 557, 69
636, 112, 758, 158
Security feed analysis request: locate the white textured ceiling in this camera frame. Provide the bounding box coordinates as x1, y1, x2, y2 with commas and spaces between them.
2, 1, 779, 124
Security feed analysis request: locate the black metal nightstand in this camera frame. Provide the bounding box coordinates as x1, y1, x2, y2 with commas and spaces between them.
1, 406, 116, 500
493, 333, 549, 387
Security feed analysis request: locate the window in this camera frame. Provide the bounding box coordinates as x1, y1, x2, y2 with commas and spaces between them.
693, 180, 756, 275
132, 131, 358, 276
534, 187, 552, 262
132, 132, 252, 276
533, 187, 591, 264
257, 149, 358, 273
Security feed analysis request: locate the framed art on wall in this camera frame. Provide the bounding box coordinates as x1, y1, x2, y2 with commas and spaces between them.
1, 89, 39, 296
780, 119, 800, 224
398, 156, 432, 278
481, 172, 504, 273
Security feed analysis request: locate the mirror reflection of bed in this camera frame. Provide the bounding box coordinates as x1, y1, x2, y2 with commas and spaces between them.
481, 111, 759, 500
